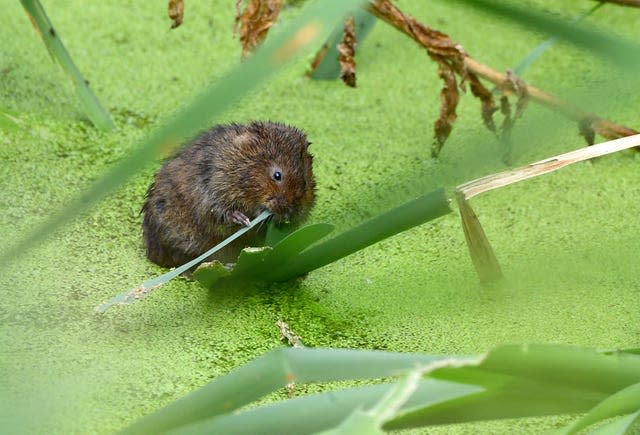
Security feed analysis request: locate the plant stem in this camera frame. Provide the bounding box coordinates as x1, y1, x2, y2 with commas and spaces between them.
457, 133, 640, 200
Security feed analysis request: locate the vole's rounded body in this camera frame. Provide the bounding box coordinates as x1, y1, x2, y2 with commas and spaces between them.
142, 121, 316, 268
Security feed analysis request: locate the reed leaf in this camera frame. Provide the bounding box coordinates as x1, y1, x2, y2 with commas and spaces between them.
457, 0, 640, 71
19, 0, 114, 130
122, 344, 640, 434
193, 188, 450, 289
556, 382, 640, 434
120, 347, 456, 435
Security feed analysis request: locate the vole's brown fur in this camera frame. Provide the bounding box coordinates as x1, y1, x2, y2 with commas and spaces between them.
141, 121, 316, 268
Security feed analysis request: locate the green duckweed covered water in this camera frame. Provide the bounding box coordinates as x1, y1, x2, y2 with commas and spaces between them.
1, 1, 639, 433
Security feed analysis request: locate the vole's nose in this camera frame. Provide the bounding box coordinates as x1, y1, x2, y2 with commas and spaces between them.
266, 195, 293, 221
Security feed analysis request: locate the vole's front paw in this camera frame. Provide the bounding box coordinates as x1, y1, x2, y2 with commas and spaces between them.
227, 210, 251, 227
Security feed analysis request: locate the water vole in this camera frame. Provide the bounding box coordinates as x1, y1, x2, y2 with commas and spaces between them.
142, 121, 316, 268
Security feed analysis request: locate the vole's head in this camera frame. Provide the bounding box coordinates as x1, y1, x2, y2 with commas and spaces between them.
236, 121, 316, 223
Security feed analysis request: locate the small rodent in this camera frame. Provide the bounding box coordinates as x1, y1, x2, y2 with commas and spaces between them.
141, 121, 316, 268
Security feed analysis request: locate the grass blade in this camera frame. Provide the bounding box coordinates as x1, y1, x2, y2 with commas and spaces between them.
96, 211, 272, 313
19, 0, 114, 130
556, 382, 640, 434
0, 107, 21, 132
1, 0, 365, 268
510, 3, 603, 77
122, 344, 640, 434
587, 411, 640, 435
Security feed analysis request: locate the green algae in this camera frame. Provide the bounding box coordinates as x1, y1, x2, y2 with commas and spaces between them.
1, 1, 640, 433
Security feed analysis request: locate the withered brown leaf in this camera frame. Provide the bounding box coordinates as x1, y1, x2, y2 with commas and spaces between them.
235, 0, 283, 58
368, 0, 498, 157
168, 0, 184, 29
338, 16, 357, 87
432, 62, 459, 157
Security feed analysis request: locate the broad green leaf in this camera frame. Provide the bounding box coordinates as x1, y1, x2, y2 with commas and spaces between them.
264, 220, 296, 247
193, 189, 449, 288
2, 0, 366, 268
192, 222, 334, 288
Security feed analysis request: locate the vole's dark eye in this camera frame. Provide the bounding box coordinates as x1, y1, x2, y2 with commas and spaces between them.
273, 171, 282, 182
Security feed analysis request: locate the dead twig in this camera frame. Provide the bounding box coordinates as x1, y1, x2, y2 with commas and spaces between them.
366, 0, 638, 154
463, 57, 638, 141
366, 0, 498, 157
276, 320, 303, 397
276, 320, 304, 348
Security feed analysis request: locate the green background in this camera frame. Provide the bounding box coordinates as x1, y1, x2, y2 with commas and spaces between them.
1, 1, 639, 433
